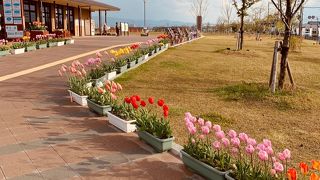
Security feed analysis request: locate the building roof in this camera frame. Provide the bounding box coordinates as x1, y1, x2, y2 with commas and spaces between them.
41, 0, 120, 11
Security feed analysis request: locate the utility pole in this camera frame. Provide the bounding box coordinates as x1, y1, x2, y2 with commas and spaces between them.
143, 0, 147, 28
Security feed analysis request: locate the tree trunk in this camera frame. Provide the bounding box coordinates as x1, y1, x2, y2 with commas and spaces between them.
278, 27, 290, 89
239, 13, 244, 50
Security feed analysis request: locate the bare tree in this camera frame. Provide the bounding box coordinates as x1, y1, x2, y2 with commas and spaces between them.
222, 0, 234, 25
190, 0, 209, 19
232, 0, 260, 50
270, 0, 305, 89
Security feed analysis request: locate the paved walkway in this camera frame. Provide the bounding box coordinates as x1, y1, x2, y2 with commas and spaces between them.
0, 36, 200, 179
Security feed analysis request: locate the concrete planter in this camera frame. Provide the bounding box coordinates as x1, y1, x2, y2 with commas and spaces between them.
143, 54, 149, 61
106, 71, 117, 80
180, 150, 228, 180
165, 44, 169, 49
57, 41, 65, 46
87, 99, 111, 116
225, 172, 235, 180
116, 65, 127, 74
68, 90, 88, 106
128, 61, 136, 68
36, 44, 47, 49
10, 48, 25, 55
65, 39, 74, 44
137, 131, 174, 152
107, 112, 136, 133
155, 48, 160, 53
25, 46, 36, 52
136, 57, 144, 64
148, 50, 155, 56
48, 42, 57, 47
0, 50, 10, 56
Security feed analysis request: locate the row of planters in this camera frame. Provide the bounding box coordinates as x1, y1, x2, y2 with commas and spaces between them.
58, 36, 173, 153
181, 113, 320, 180
0, 38, 74, 56
58, 36, 320, 179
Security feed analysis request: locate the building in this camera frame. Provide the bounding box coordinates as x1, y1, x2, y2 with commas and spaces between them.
0, 0, 120, 39
296, 21, 320, 38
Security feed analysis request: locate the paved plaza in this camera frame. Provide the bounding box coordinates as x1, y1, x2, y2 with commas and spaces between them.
0, 36, 199, 180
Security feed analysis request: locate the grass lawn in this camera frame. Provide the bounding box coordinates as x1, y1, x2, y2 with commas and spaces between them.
116, 35, 320, 163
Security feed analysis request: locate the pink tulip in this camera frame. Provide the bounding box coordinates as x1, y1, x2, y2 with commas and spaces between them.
201, 126, 210, 135
110, 93, 117, 100
256, 143, 266, 151
258, 150, 268, 161
245, 145, 255, 155
213, 125, 221, 132
185, 112, 192, 118
116, 83, 123, 91
81, 68, 87, 76
283, 149, 291, 160
272, 156, 277, 163
205, 121, 212, 129
228, 130, 237, 138
198, 118, 205, 126
231, 137, 240, 147
187, 125, 197, 135
239, 133, 248, 143
278, 152, 286, 161
215, 131, 225, 139
247, 138, 257, 146
263, 139, 272, 147
221, 138, 230, 147
274, 162, 284, 172
191, 138, 195, 144
266, 146, 274, 155
61, 66, 67, 72
96, 51, 102, 58
270, 169, 276, 176
212, 141, 221, 150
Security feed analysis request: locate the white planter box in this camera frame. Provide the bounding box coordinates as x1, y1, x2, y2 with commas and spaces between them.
165, 44, 169, 49
143, 54, 149, 60
57, 41, 65, 46
68, 90, 88, 106
10, 48, 25, 55
70, 39, 75, 44
106, 71, 117, 80
107, 112, 136, 133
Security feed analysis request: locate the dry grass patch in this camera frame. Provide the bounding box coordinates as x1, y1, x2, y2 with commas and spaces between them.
116, 35, 320, 163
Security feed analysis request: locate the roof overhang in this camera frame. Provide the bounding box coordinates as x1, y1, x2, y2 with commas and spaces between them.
40, 0, 120, 11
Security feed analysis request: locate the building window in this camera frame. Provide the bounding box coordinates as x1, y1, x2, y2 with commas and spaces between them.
67, 7, 74, 33
55, 5, 64, 29
24, 0, 37, 29
42, 3, 51, 31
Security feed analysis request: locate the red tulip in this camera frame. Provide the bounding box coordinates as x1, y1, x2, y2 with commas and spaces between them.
140, 100, 147, 107
124, 97, 131, 104
287, 168, 297, 180
135, 95, 141, 101
157, 99, 164, 107
163, 105, 169, 111
299, 162, 308, 175
164, 110, 169, 118
148, 97, 154, 104
132, 102, 139, 109
130, 96, 137, 103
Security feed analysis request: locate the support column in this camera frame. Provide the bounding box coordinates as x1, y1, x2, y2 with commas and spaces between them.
99, 9, 101, 35
53, 1, 56, 29
105, 10, 107, 25
38, 0, 43, 22
67, 3, 70, 31
89, 7, 92, 36
78, 6, 81, 36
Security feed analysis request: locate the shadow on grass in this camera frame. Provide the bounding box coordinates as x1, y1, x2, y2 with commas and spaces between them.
213, 82, 297, 111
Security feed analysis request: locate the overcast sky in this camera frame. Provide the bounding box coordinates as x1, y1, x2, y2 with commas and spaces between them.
100, 0, 320, 24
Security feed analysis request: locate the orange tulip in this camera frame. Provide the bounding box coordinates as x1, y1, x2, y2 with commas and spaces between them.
288, 168, 297, 180
97, 87, 104, 94
312, 160, 320, 171
310, 173, 319, 180
300, 162, 309, 175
